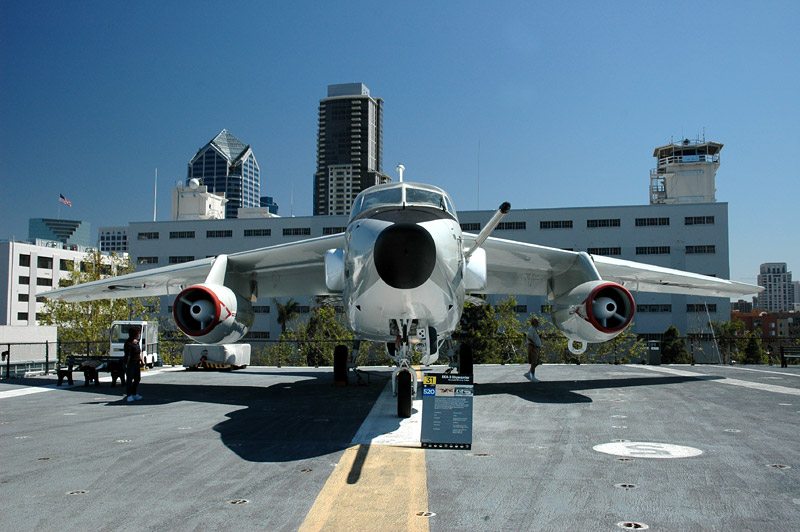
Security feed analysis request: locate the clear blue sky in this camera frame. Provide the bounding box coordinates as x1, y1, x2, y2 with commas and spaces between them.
1, 1, 797, 286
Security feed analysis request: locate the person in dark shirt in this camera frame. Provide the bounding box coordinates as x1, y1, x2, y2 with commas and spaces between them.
123, 326, 143, 402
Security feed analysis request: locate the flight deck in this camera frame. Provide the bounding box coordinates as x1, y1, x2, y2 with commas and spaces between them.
1, 364, 799, 531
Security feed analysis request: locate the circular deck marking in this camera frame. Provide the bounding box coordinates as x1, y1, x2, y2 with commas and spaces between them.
594, 441, 703, 459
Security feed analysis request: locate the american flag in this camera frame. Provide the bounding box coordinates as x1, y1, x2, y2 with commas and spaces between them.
59, 194, 72, 207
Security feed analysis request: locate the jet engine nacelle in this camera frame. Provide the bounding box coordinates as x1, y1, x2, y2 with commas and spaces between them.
172, 283, 254, 344
550, 280, 635, 353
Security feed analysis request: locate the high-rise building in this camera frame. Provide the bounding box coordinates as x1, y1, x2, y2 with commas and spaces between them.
187, 129, 260, 219
314, 83, 391, 216
757, 263, 796, 312
28, 218, 91, 248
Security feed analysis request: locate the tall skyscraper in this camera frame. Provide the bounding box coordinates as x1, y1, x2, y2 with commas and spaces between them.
187, 129, 260, 219
314, 83, 391, 216
757, 263, 796, 312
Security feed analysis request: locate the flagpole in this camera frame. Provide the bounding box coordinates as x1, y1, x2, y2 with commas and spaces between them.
153, 168, 158, 222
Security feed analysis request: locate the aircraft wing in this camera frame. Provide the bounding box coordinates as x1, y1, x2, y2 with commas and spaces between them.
466, 234, 760, 298
41, 233, 345, 302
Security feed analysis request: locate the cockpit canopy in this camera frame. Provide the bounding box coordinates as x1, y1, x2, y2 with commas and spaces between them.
349, 182, 457, 220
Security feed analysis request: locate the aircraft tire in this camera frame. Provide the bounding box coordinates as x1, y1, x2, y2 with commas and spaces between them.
397, 370, 412, 418
459, 344, 474, 376
333, 345, 348, 385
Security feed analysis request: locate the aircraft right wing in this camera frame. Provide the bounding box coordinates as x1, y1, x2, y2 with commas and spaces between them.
465, 234, 760, 298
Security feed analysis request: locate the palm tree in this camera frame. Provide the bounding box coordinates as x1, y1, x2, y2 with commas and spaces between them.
274, 298, 300, 335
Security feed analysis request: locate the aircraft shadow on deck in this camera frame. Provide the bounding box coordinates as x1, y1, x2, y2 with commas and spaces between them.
474, 374, 722, 404
47, 370, 393, 463
36, 371, 719, 461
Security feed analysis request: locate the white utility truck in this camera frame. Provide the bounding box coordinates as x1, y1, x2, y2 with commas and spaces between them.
109, 321, 159, 367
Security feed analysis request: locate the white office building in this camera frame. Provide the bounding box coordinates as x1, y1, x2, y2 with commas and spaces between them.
124, 198, 731, 341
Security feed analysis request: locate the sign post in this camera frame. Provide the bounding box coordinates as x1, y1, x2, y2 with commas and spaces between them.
420, 373, 473, 449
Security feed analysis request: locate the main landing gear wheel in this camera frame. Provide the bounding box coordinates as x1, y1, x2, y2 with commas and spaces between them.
397, 370, 412, 418
459, 344, 473, 376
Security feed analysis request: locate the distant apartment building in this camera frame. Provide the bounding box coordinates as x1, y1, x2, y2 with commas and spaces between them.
757, 262, 796, 312
29, 218, 91, 248
0, 240, 98, 326
187, 129, 260, 219
313, 83, 390, 216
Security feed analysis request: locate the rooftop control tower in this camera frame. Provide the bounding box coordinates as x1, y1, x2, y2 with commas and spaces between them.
650, 138, 723, 204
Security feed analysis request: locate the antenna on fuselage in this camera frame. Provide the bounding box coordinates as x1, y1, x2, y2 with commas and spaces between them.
396, 164, 405, 182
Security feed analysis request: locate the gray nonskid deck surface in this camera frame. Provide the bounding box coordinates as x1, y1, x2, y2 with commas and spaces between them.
1, 364, 798, 532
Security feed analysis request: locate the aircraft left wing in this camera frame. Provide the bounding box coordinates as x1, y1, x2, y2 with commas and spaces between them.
42, 233, 345, 302
465, 234, 760, 298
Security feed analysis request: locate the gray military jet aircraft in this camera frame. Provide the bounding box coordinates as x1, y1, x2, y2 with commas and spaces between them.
43, 181, 760, 417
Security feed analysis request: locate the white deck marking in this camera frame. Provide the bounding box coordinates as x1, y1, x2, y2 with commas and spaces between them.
0, 367, 182, 401
710, 365, 800, 378
351, 380, 423, 446
636, 365, 800, 396
594, 441, 703, 458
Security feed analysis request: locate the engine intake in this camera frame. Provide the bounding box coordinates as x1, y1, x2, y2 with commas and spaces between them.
172, 283, 254, 344
551, 281, 635, 348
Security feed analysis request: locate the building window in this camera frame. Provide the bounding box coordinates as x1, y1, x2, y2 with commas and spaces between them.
37, 256, 53, 269
59, 259, 73, 271
169, 256, 194, 264
206, 230, 233, 238
169, 231, 195, 239
244, 228, 271, 237
540, 304, 552, 313
323, 227, 347, 235
636, 246, 670, 255
540, 220, 572, 229
138, 232, 159, 240
253, 306, 270, 313
586, 219, 620, 228
497, 221, 527, 230
587, 247, 621, 256
283, 228, 311, 236
137, 257, 159, 265
685, 216, 715, 225
687, 304, 717, 313
36, 296, 46, 303
36, 277, 52, 287
637, 304, 672, 313
635, 217, 670, 227
17, 312, 28, 321
297, 305, 311, 313
513, 305, 528, 313
685, 245, 716, 254
19, 254, 30, 267
245, 331, 271, 339
18, 293, 29, 302
460, 223, 481, 231
19, 276, 30, 285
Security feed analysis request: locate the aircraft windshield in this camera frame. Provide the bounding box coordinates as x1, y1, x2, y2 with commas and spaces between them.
350, 183, 456, 219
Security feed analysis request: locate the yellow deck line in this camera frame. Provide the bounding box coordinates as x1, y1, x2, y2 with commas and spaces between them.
299, 444, 429, 532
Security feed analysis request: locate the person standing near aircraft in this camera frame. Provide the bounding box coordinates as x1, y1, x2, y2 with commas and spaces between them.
525, 317, 542, 382
124, 326, 143, 402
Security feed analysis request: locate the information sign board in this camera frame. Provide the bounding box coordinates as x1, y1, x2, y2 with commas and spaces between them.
420, 373, 473, 449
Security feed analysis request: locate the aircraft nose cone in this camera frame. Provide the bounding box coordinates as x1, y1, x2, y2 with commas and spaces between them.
374, 223, 436, 289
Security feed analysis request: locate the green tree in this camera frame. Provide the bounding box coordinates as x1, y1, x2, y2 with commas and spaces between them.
274, 297, 300, 335
40, 251, 158, 354
457, 296, 525, 364
588, 324, 647, 364
294, 303, 354, 366
742, 331, 764, 364
709, 319, 746, 364
661, 325, 691, 364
